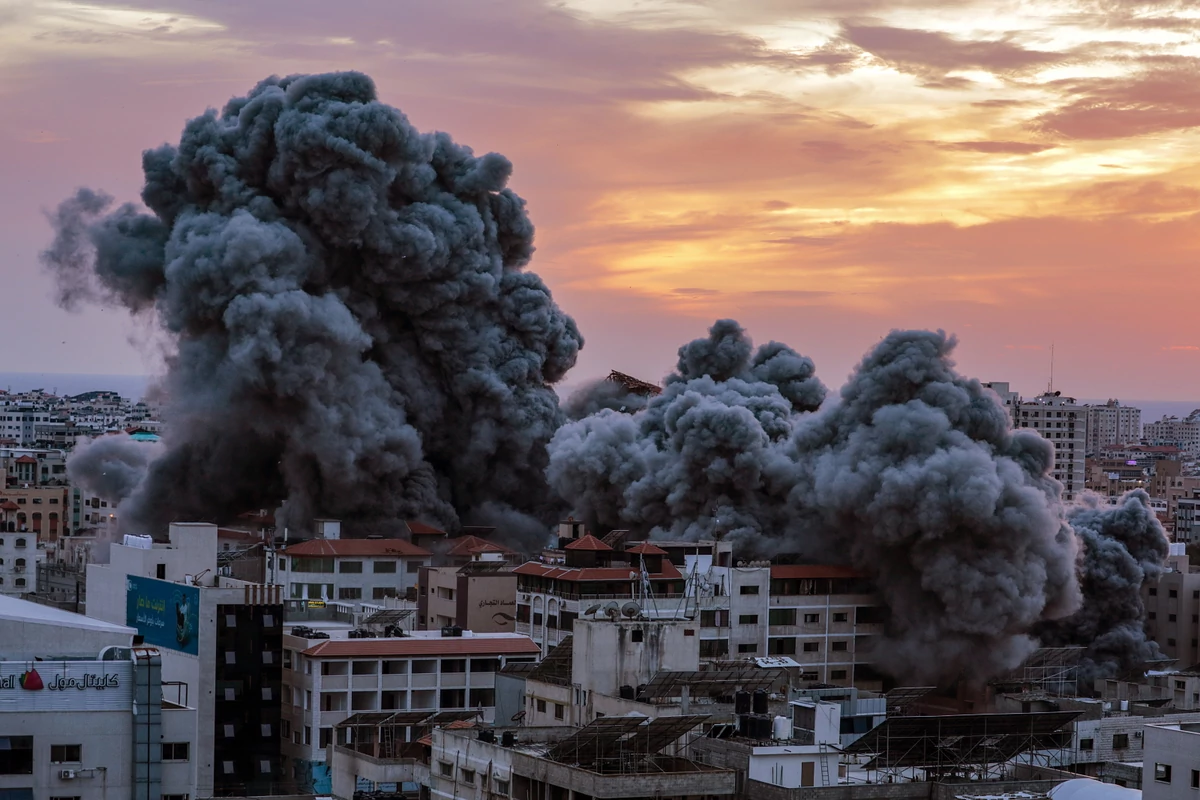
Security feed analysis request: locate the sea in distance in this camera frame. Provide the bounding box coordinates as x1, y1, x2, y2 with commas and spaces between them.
0, 372, 1197, 423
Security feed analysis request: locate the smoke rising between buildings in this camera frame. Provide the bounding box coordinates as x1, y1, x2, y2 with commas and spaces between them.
44, 71, 1167, 683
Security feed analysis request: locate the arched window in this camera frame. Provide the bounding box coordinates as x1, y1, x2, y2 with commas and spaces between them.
14, 538, 25, 548
14, 558, 25, 570
48, 512, 58, 535
14, 578, 25, 588
31, 512, 41, 532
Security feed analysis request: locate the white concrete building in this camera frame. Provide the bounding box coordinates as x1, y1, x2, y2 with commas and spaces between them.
1145, 413, 1200, 458
0, 594, 185, 800
0, 528, 45, 597
284, 629, 539, 793
87, 522, 285, 798
274, 537, 431, 602
1018, 393, 1087, 500
1087, 400, 1142, 455
1143, 720, 1200, 799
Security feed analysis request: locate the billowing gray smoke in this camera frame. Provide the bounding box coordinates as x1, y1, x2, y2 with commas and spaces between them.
43, 72, 580, 545
67, 434, 164, 503
1035, 490, 1170, 679
551, 324, 1089, 682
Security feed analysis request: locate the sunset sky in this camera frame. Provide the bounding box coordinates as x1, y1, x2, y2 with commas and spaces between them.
4, 0, 1200, 399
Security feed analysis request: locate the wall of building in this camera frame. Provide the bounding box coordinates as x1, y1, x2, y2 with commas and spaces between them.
1143, 723, 1200, 800
0, 709, 134, 800
459, 573, 518, 632
571, 618, 700, 697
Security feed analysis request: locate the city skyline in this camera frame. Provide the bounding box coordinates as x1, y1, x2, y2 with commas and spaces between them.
6, 0, 1200, 398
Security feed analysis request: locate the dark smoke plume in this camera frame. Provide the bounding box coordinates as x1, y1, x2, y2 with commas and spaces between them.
1035, 490, 1170, 680
549, 324, 1085, 682
43, 72, 581, 540
563, 379, 652, 420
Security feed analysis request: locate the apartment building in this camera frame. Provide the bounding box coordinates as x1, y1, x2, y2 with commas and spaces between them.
275, 538, 431, 602
515, 531, 885, 688
0, 528, 45, 597
1017, 393, 1087, 500
282, 630, 538, 792
1143, 545, 1200, 668
1143, 721, 1200, 800
1145, 413, 1200, 459
1086, 400, 1142, 456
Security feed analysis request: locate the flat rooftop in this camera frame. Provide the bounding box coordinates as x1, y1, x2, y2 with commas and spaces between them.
0, 593, 134, 636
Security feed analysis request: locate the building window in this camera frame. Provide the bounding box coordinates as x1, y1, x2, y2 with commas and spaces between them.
1169, 589, 1178, 598
803, 642, 820, 653
161, 743, 190, 761
1112, 733, 1129, 749
1156, 763, 1172, 783
739, 585, 760, 595
554, 703, 565, 720
461, 768, 475, 785
1191, 769, 1199, 789
222, 761, 235, 775
319, 728, 333, 749
831, 641, 848, 652
832, 612, 848, 622
439, 762, 453, 777
768, 609, 796, 626
0, 736, 33, 774
830, 670, 847, 680
156, 563, 166, 579
536, 699, 547, 713
738, 614, 759, 625
338, 587, 362, 600
1079, 738, 1093, 750
373, 560, 397, 573
50, 744, 82, 763
373, 587, 398, 599
803, 613, 820, 624
407, 561, 422, 573
339, 560, 363, 573
1149, 588, 1158, 596
737, 643, 758, 653
631, 629, 643, 643
494, 778, 510, 796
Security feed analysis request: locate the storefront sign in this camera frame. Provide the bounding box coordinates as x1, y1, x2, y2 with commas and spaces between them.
0, 661, 133, 711
126, 576, 200, 655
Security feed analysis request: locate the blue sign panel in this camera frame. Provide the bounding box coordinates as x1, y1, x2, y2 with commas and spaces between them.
126, 576, 200, 655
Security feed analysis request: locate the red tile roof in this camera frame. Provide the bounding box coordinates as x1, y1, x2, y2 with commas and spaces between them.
769, 565, 866, 580
564, 534, 612, 552
283, 538, 430, 557
626, 543, 668, 555
407, 520, 447, 536
446, 535, 515, 557
513, 561, 682, 581
416, 718, 476, 746
13, 456, 37, 464
301, 636, 540, 658
0, 501, 18, 512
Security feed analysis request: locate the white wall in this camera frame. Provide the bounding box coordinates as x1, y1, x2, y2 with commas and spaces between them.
1143, 723, 1200, 800
0, 709, 134, 800
747, 746, 838, 788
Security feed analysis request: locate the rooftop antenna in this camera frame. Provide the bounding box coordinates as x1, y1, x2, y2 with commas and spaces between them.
1047, 343, 1055, 395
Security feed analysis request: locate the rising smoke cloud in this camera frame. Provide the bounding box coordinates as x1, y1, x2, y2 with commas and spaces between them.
44, 72, 1167, 684
1035, 490, 1170, 679
551, 324, 1092, 682
43, 72, 581, 545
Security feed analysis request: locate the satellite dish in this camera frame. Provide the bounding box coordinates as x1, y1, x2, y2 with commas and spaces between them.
621, 602, 641, 619
603, 601, 620, 620
584, 604, 601, 616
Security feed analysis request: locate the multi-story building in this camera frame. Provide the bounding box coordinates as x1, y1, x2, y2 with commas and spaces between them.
1143, 545, 1200, 667
0, 594, 176, 800
983, 381, 1020, 422
282, 629, 539, 793
1086, 400, 1142, 456
274, 535, 431, 603
1143, 721, 1200, 799
417, 535, 519, 632
1145, 413, 1200, 459
1017, 393, 1087, 500
87, 522, 285, 798
0, 527, 46, 597
515, 530, 885, 688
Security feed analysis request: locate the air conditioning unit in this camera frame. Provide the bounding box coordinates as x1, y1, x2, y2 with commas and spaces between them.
59, 769, 76, 780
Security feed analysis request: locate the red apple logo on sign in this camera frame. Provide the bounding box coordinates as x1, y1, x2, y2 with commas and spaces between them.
19, 669, 44, 691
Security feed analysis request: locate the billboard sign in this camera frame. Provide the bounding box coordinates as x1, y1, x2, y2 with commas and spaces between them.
126, 576, 200, 655
0, 660, 133, 712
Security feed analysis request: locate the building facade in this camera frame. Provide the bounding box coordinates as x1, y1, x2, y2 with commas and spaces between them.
275, 538, 431, 602
1145, 413, 1200, 459
1143, 721, 1200, 800
1086, 401, 1142, 456
1017, 393, 1087, 500
282, 631, 539, 793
